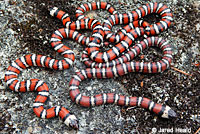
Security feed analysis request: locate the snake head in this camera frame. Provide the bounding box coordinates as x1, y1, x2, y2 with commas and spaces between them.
49, 7, 59, 17
64, 114, 79, 129
161, 105, 177, 119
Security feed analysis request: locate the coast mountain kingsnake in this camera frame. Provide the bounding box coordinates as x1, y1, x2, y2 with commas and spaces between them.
5, 2, 176, 129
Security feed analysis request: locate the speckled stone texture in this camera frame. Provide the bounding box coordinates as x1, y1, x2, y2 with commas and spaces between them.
0, 0, 199, 133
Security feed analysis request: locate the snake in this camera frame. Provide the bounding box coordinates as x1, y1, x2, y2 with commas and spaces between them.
5, 1, 176, 130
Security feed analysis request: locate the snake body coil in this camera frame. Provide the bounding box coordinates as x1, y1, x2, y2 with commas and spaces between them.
5, 2, 176, 129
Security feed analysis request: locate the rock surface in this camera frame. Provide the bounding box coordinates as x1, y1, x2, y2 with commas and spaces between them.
0, 0, 199, 133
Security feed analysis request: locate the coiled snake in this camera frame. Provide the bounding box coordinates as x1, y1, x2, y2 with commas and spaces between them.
5, 2, 176, 129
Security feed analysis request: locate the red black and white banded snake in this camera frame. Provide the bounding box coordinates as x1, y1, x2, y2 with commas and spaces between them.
4, 2, 176, 129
